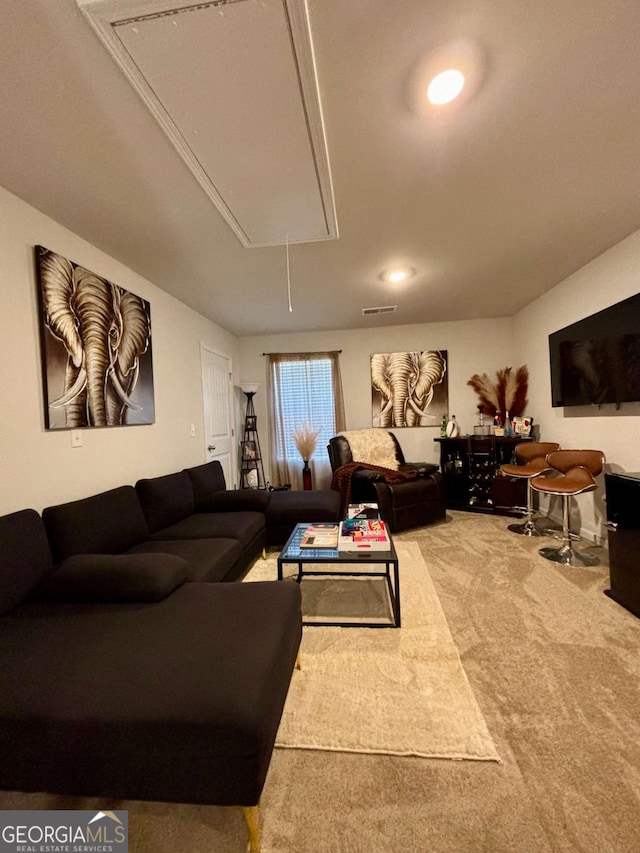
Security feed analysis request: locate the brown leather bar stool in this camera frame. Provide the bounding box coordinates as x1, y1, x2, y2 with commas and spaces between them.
500, 442, 560, 535
530, 449, 605, 566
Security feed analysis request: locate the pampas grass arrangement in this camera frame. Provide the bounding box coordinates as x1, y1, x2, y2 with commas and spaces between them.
467, 365, 529, 417
293, 424, 320, 462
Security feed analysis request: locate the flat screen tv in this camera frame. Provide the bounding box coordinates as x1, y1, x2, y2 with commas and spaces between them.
549, 293, 640, 407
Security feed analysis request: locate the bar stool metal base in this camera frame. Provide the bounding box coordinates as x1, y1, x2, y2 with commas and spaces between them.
506, 481, 549, 536
507, 477, 544, 536
538, 543, 600, 567
537, 494, 599, 566
508, 519, 545, 536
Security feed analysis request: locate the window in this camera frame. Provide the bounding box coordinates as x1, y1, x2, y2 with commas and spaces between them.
267, 351, 345, 489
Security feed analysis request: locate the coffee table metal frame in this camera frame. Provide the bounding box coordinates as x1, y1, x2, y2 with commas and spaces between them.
277, 523, 401, 628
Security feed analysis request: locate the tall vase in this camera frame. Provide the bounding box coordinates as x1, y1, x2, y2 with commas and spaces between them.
302, 461, 312, 491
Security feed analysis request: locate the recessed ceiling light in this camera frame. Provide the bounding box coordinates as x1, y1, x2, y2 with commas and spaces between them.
427, 69, 465, 105
409, 38, 484, 116
381, 267, 414, 284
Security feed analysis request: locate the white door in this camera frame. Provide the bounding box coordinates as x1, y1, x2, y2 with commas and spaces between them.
201, 346, 235, 488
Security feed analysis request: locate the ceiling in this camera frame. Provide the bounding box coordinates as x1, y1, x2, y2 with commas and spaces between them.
1, 0, 639, 337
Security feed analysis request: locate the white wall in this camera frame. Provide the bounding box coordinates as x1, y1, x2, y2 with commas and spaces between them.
513, 229, 640, 541
238, 318, 516, 482
0, 186, 238, 515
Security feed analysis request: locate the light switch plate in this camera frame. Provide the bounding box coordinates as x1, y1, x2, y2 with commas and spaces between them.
71, 430, 83, 448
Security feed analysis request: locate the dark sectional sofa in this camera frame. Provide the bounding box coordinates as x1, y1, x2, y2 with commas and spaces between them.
39, 460, 342, 585
0, 461, 342, 853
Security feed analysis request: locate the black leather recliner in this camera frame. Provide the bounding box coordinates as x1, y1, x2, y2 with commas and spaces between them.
327, 432, 446, 532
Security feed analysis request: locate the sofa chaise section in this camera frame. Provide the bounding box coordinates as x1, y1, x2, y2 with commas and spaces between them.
0, 582, 301, 806
185, 459, 342, 547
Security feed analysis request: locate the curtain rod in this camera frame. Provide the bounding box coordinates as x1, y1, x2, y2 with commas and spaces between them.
262, 350, 342, 355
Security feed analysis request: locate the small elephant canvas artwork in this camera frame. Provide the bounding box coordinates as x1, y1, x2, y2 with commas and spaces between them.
35, 246, 155, 429
371, 350, 448, 427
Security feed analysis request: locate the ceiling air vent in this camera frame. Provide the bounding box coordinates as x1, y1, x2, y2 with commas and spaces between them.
362, 305, 398, 316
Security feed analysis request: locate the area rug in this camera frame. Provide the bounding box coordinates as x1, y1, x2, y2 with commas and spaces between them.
244, 542, 501, 762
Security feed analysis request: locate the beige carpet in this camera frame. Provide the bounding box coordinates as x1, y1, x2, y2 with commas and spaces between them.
246, 542, 500, 762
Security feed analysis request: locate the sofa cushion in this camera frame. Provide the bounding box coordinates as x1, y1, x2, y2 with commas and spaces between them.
37, 554, 189, 603
135, 472, 195, 534
0, 509, 54, 614
147, 511, 265, 550
197, 489, 271, 513
43, 486, 149, 563
127, 538, 242, 582
185, 460, 227, 505
186, 461, 271, 512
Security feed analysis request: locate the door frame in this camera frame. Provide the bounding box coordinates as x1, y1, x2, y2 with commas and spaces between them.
200, 344, 237, 488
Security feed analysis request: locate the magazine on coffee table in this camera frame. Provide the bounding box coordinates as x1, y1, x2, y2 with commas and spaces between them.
347, 502, 380, 519
339, 519, 390, 551
300, 523, 340, 549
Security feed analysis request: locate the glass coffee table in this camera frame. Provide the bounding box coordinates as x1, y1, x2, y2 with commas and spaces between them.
277, 523, 400, 628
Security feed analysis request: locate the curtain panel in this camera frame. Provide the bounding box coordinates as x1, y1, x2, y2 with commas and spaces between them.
267, 351, 345, 489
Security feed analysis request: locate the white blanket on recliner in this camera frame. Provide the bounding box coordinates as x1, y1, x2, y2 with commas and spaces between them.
339, 429, 399, 471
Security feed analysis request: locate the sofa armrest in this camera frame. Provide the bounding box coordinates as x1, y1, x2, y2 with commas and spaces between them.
352, 468, 386, 483
197, 489, 271, 513
399, 462, 439, 476
37, 554, 189, 603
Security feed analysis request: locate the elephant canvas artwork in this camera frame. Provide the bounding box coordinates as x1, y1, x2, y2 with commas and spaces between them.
35, 246, 155, 429
371, 350, 448, 428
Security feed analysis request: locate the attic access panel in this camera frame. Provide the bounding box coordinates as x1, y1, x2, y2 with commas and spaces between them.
77, 0, 338, 248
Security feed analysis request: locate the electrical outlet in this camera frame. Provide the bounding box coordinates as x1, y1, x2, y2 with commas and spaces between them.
71, 430, 83, 448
